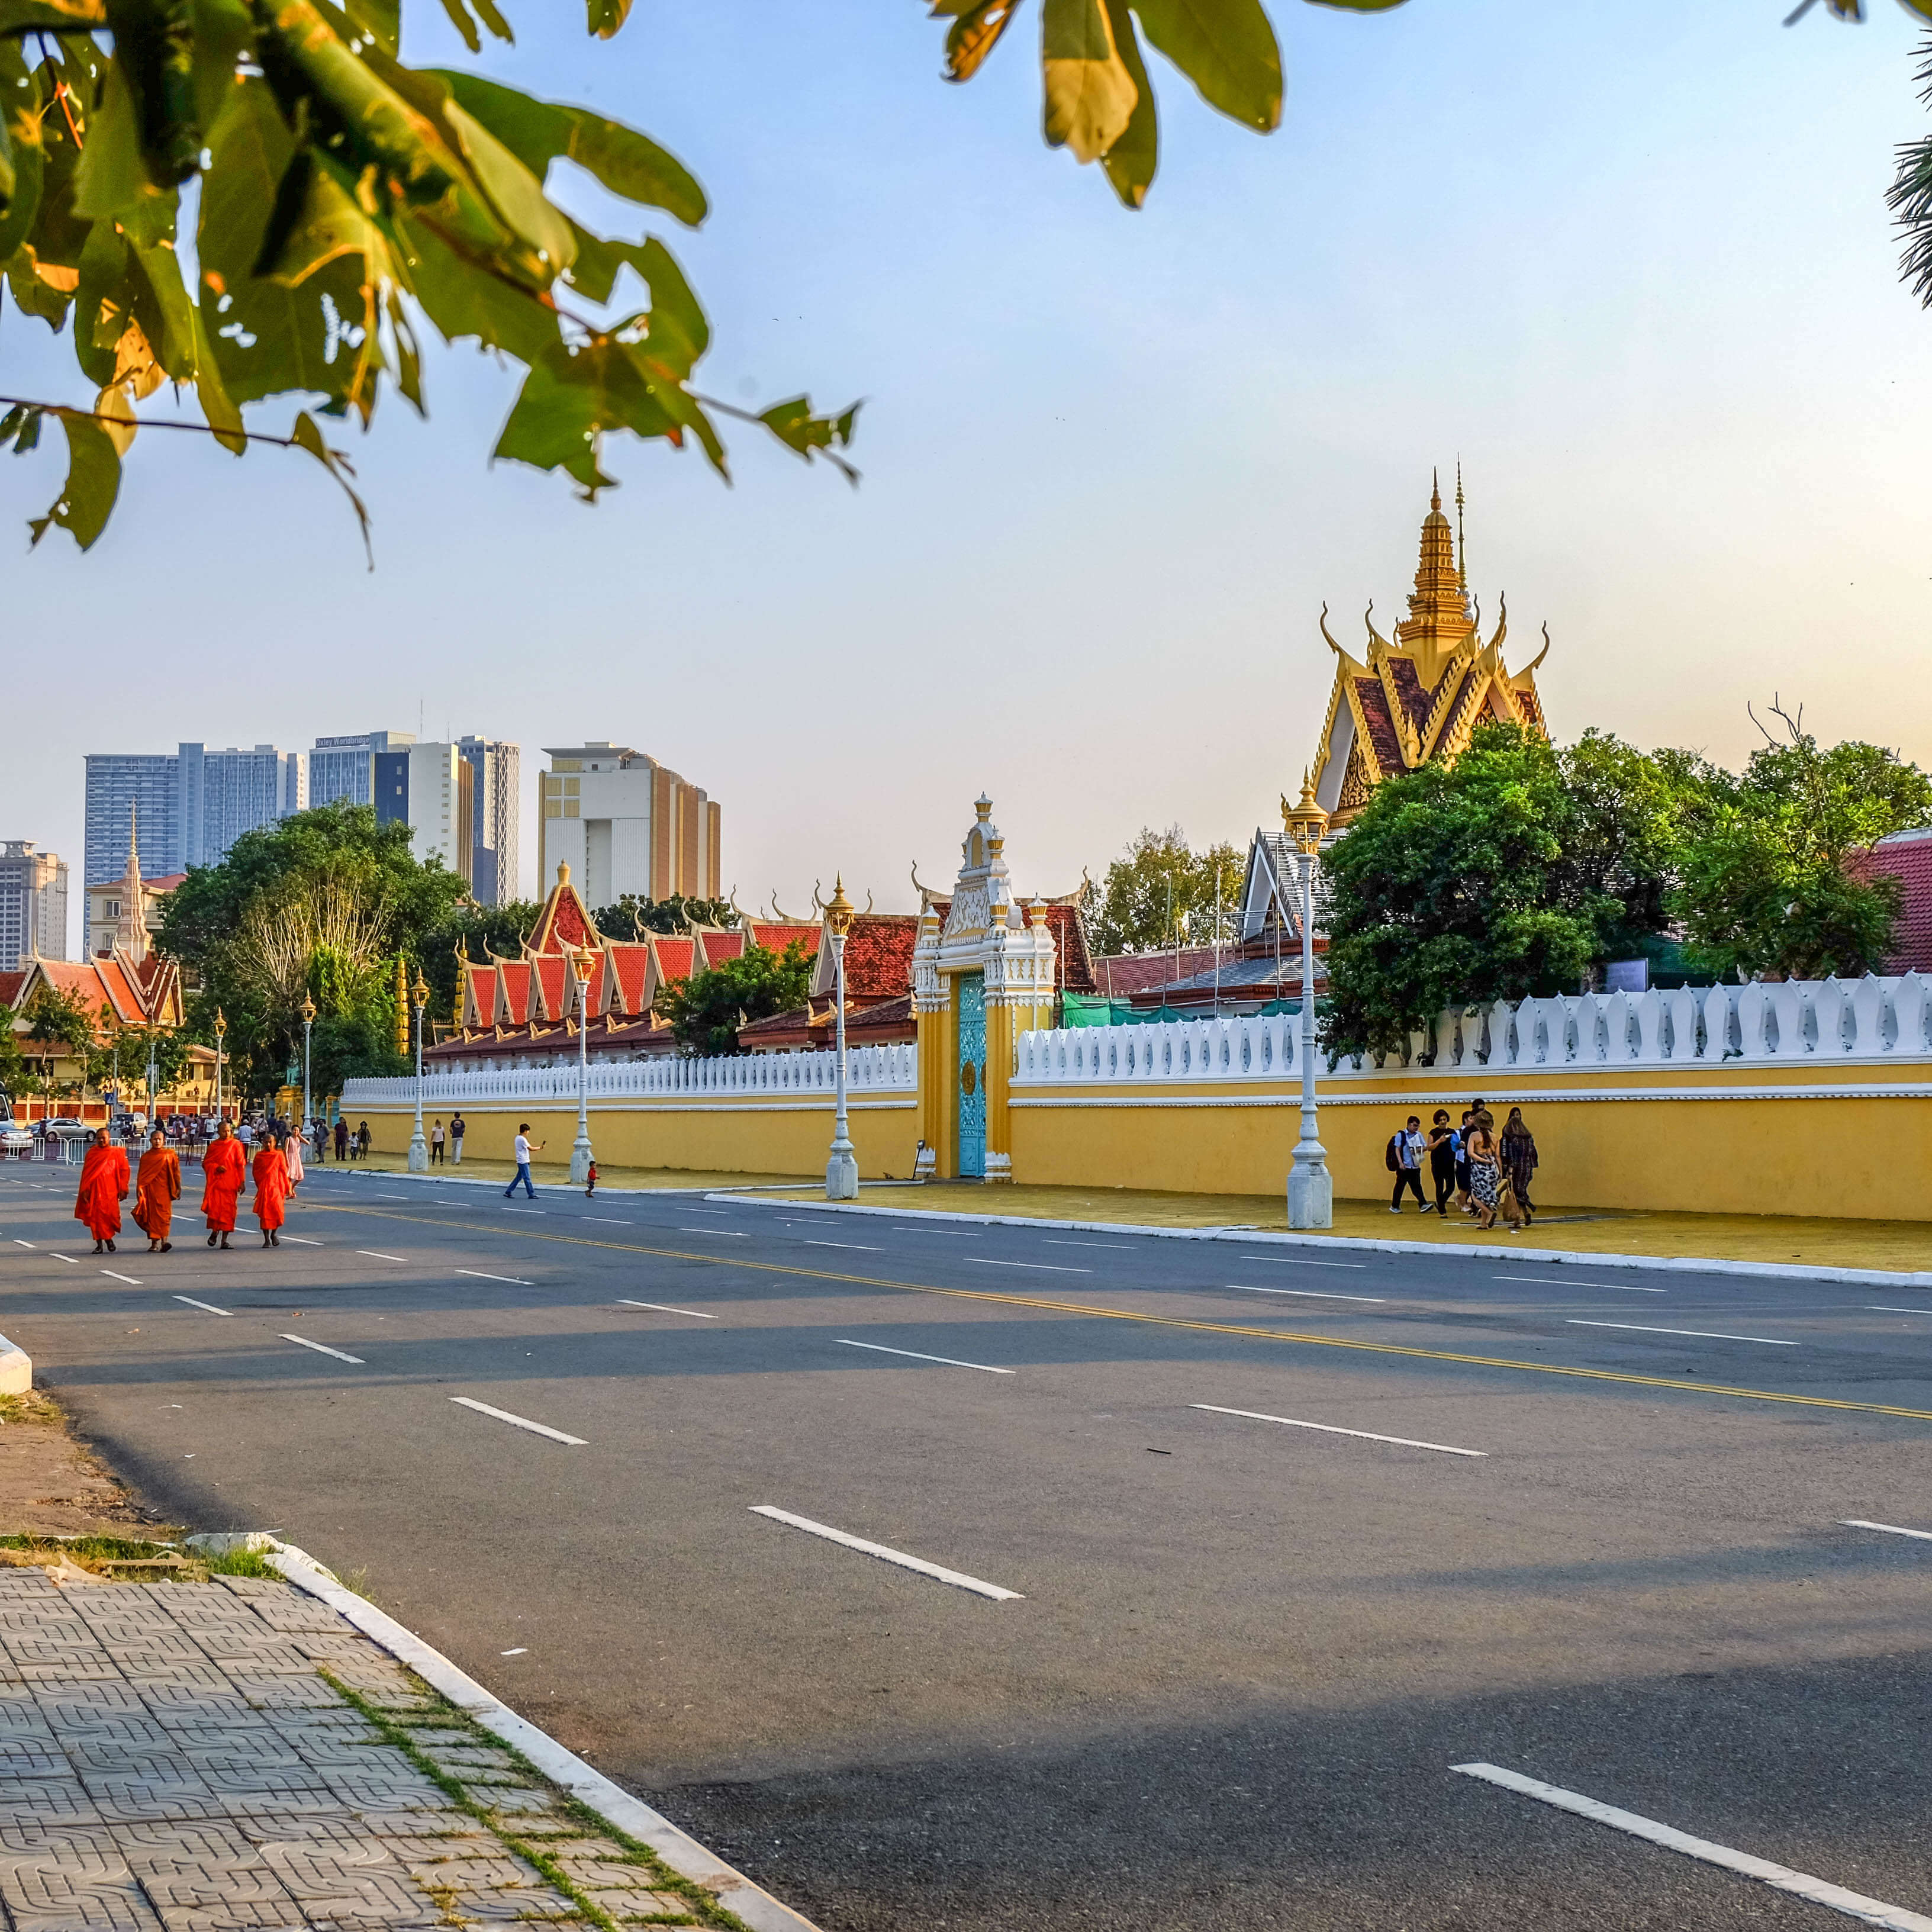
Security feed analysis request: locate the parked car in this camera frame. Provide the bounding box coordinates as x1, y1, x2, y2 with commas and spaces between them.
0, 1128, 33, 1157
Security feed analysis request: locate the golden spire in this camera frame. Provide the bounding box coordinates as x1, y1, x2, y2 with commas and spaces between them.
1455, 459, 1466, 591
1395, 469, 1476, 680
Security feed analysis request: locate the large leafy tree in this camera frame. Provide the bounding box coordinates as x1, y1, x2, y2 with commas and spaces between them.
1082, 825, 1243, 957
657, 940, 812, 1057
1667, 701, 1932, 982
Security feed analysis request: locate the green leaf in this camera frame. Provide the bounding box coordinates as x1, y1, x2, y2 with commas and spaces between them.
188, 295, 247, 449
1041, 0, 1138, 162
1101, 0, 1156, 206
936, 0, 1024, 83
630, 235, 706, 371
1131, 0, 1280, 131
756, 394, 861, 482
1300, 0, 1411, 9
585, 0, 630, 41
430, 70, 706, 227
189, 0, 255, 143
72, 55, 162, 221
0, 402, 44, 452
27, 410, 122, 550
0, 0, 107, 25
290, 407, 373, 562
0, 40, 44, 258
339, 0, 396, 54
103, 0, 203, 186
392, 208, 558, 363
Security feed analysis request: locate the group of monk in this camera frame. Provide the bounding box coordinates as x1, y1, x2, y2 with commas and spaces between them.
72, 1119, 295, 1254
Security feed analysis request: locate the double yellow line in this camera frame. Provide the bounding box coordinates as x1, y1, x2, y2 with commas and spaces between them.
311, 1204, 1932, 1425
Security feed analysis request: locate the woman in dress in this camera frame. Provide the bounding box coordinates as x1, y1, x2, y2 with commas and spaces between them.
285, 1120, 306, 1192
1500, 1107, 1538, 1229
1465, 1110, 1502, 1232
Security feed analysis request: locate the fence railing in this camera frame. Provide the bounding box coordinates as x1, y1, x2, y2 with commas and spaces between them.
1015, 973, 1932, 1086
340, 1041, 917, 1108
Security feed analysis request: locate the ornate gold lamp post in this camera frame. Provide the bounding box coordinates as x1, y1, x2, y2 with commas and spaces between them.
407, 968, 431, 1173
1281, 775, 1332, 1229
569, 944, 595, 1186
300, 995, 317, 1151
823, 878, 858, 1201
213, 1008, 227, 1123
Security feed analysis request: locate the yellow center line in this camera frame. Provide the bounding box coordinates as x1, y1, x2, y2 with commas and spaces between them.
307, 1203, 1932, 1424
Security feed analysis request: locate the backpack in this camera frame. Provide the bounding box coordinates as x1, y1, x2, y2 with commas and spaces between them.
1385, 1134, 1400, 1172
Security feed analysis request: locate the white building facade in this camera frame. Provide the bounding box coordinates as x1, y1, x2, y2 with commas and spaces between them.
0, 842, 67, 970
539, 742, 721, 908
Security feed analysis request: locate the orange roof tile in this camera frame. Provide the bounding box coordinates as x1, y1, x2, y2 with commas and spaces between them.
607, 944, 651, 1016
498, 961, 533, 1026
698, 929, 746, 968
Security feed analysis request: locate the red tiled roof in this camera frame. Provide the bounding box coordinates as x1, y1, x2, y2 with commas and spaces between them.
1089, 946, 1222, 998
1352, 677, 1406, 773
0, 971, 25, 1009
839, 915, 919, 1000
498, 960, 532, 1026
749, 922, 819, 956
465, 965, 499, 1026
1852, 830, 1932, 974
607, 943, 651, 1016
1434, 666, 1486, 751
1383, 657, 1432, 734
533, 955, 568, 1021
698, 929, 746, 967
1038, 903, 1096, 993
651, 937, 697, 996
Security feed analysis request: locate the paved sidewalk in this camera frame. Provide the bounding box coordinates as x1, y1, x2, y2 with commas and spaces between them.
0, 1567, 733, 1932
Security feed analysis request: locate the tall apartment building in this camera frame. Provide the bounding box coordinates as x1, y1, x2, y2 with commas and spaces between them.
83, 743, 302, 893
458, 738, 520, 906
539, 744, 721, 908
374, 740, 472, 886
0, 842, 67, 971
308, 730, 413, 810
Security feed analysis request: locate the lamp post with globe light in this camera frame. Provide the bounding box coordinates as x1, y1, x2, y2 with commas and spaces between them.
407, 970, 430, 1173
1281, 775, 1332, 1229
823, 878, 857, 1201
569, 945, 595, 1186
300, 995, 316, 1156
212, 1009, 227, 1124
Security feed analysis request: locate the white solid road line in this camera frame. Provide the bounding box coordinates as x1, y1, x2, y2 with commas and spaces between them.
750, 1506, 1022, 1601
373, 1193, 410, 1200
449, 1396, 587, 1445
581, 1217, 632, 1226
11, 1240, 31, 1248
459, 1269, 534, 1286
1239, 1254, 1367, 1270
281, 1333, 365, 1364
890, 1225, 982, 1237
50, 1254, 76, 1264
280, 1235, 322, 1246
969, 1258, 1091, 1274
1043, 1239, 1134, 1251
173, 1296, 231, 1315
836, 1339, 1015, 1374
357, 1251, 408, 1263
617, 1299, 718, 1319
1495, 1274, 1665, 1293
502, 1206, 545, 1214
681, 1227, 749, 1237
1867, 1306, 1932, 1315
1569, 1319, 1795, 1346
1451, 1762, 1932, 1931
1841, 1518, 1932, 1543
1194, 1404, 1487, 1457
807, 1241, 883, 1252
101, 1270, 142, 1286
1233, 1284, 1388, 1304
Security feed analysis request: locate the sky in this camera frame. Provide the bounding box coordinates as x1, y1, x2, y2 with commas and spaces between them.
7, 0, 1932, 946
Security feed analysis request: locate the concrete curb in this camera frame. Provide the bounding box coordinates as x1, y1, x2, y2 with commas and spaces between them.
0, 1332, 33, 1394
707, 1194, 1932, 1290
259, 1541, 821, 1932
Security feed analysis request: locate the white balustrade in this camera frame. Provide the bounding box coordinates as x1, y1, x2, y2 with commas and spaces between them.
1012, 974, 1932, 1090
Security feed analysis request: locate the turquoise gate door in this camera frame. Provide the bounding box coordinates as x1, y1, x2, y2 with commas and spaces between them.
956, 970, 986, 1178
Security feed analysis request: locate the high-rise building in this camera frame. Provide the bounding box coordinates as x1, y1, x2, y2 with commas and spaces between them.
0, 842, 67, 971
458, 738, 520, 905
308, 731, 414, 810
539, 744, 721, 909
85, 743, 302, 891
373, 740, 474, 887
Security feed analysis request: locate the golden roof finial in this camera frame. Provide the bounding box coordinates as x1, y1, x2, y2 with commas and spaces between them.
1431, 466, 1441, 513
1455, 459, 1467, 591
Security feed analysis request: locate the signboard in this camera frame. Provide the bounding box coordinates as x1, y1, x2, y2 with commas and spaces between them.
1605, 958, 1649, 994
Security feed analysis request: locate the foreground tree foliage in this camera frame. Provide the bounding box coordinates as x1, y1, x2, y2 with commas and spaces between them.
658, 939, 813, 1057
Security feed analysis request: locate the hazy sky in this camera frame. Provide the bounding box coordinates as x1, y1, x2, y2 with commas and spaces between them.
8, 0, 1932, 945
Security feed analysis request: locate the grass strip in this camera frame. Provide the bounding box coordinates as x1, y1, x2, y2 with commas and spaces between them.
322, 1670, 739, 1931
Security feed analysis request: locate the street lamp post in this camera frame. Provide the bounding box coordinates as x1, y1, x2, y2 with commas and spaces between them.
823, 878, 857, 1202
1281, 774, 1332, 1230
300, 996, 316, 1154
569, 945, 594, 1186
213, 1009, 227, 1124
407, 970, 430, 1173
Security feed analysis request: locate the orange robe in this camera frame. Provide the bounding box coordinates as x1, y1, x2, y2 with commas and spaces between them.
73, 1144, 130, 1241
134, 1147, 182, 1241
201, 1138, 246, 1234
252, 1144, 291, 1232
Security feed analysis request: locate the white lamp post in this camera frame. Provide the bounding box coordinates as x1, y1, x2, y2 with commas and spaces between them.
212, 1008, 226, 1125
300, 995, 315, 1154
569, 945, 594, 1185
1282, 774, 1332, 1229
823, 877, 858, 1201
407, 969, 430, 1172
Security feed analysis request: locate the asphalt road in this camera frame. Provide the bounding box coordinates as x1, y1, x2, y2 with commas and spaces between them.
3, 1164, 1930, 1931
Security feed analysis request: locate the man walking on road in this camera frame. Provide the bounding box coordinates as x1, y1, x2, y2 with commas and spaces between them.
450, 1110, 465, 1164
1388, 1114, 1427, 1213
506, 1125, 542, 1199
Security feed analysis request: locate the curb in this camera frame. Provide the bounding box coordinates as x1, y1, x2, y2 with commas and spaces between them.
707, 1194, 1932, 1290
256, 1541, 820, 1932
0, 1332, 32, 1395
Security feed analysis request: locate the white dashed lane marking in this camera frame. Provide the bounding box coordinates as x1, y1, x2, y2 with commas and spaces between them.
458, 1270, 533, 1286
1194, 1404, 1486, 1458
101, 1270, 143, 1286
751, 1506, 1022, 1602
281, 1334, 365, 1364
1232, 1284, 1387, 1305
356, 1251, 408, 1263
1841, 1518, 1932, 1543
835, 1339, 1015, 1374
449, 1396, 585, 1445
617, 1300, 716, 1319
969, 1258, 1090, 1274
1568, 1319, 1794, 1347
173, 1296, 231, 1316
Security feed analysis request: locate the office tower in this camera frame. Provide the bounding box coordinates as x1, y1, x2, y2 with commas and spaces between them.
85, 743, 301, 893
539, 743, 721, 908
373, 740, 475, 886
458, 738, 520, 905
0, 843, 68, 970
308, 730, 414, 810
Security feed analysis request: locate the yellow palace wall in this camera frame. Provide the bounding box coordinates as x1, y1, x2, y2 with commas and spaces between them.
346, 1055, 1932, 1220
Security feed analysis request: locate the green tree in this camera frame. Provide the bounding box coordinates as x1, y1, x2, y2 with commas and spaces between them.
0, 1006, 37, 1102
1319, 723, 1612, 1061
657, 942, 813, 1057
418, 899, 544, 1021
1083, 826, 1244, 957
1667, 701, 1932, 981
588, 893, 738, 939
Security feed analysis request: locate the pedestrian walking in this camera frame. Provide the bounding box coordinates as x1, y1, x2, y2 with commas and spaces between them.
133, 1127, 181, 1253
1454, 1107, 1476, 1212
584, 1158, 598, 1199
1425, 1109, 1459, 1215
1466, 1109, 1502, 1231
355, 1121, 371, 1161
1386, 1114, 1427, 1213
73, 1127, 130, 1254
201, 1120, 245, 1250
505, 1125, 542, 1199
450, 1111, 465, 1164
430, 1118, 446, 1165
252, 1136, 290, 1248
1500, 1107, 1539, 1229
334, 1118, 349, 1161
285, 1121, 306, 1191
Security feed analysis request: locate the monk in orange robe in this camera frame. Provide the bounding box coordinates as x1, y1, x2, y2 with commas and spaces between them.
73, 1128, 130, 1254
133, 1128, 182, 1253
252, 1138, 291, 1247
201, 1121, 246, 1250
